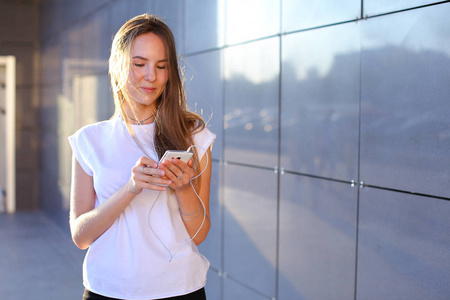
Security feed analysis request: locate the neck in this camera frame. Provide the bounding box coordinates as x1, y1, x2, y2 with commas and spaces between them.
128, 113, 155, 125
123, 103, 157, 125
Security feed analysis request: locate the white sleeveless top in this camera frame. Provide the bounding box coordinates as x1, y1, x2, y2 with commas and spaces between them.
68, 116, 215, 299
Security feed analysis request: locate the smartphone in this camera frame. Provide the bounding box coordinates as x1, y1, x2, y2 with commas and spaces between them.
159, 150, 193, 164
154, 150, 193, 186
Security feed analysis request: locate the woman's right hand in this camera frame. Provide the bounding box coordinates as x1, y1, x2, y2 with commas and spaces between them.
128, 156, 172, 194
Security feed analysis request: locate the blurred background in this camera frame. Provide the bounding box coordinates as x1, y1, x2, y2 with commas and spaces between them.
1, 0, 450, 299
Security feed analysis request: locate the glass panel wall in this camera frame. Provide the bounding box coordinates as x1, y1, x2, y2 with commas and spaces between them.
38, 1, 450, 299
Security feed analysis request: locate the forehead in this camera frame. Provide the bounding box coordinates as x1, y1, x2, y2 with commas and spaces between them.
131, 32, 167, 59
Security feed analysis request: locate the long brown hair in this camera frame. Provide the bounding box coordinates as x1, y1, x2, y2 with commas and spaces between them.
109, 14, 205, 178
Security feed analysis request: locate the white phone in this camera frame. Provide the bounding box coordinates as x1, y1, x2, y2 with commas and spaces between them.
154, 150, 193, 186
159, 150, 193, 164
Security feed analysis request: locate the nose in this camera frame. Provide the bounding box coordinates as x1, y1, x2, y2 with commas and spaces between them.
144, 66, 156, 82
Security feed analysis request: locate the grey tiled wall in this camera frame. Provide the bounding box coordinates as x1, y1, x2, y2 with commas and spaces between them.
39, 1, 450, 299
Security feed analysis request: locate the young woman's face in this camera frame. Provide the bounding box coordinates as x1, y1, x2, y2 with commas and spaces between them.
126, 32, 169, 109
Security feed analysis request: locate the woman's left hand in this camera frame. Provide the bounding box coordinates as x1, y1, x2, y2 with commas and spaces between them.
159, 158, 195, 190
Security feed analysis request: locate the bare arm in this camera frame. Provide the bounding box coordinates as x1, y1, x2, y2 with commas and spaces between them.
69, 155, 171, 250
159, 148, 213, 245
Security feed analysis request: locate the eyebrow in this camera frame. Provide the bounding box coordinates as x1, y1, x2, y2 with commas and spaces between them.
132, 56, 168, 63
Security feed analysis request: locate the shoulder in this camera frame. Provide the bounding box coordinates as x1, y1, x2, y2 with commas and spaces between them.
73, 119, 116, 139
192, 124, 214, 140
69, 118, 119, 154
191, 124, 216, 160
70, 118, 121, 146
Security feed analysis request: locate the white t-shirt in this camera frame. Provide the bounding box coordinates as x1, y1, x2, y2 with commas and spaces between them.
68, 115, 216, 300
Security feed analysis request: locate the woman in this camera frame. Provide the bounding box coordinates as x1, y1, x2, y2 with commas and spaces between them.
69, 14, 215, 300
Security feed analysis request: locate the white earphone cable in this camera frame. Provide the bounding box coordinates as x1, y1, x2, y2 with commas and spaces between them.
148, 144, 209, 262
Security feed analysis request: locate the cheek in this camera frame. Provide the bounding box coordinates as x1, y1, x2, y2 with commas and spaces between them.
161, 73, 169, 86
126, 73, 137, 87
126, 72, 136, 87
130, 69, 144, 82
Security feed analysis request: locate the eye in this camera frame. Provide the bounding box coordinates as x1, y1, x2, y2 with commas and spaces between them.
134, 63, 145, 67
156, 65, 167, 70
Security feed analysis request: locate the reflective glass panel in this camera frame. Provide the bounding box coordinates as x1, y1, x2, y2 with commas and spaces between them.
40, 0, 64, 38
61, 25, 82, 67
128, 0, 153, 17
224, 37, 279, 168
279, 174, 357, 300
109, 0, 130, 37
364, 0, 443, 16
205, 269, 221, 300
40, 40, 61, 85
184, 50, 223, 160
129, 0, 184, 53
185, 0, 221, 53
153, 0, 184, 53
225, 0, 280, 45
282, 0, 360, 32
360, 5, 450, 197
281, 22, 360, 181
81, 0, 109, 16
198, 161, 222, 268
224, 278, 271, 300
223, 165, 277, 298
357, 188, 450, 299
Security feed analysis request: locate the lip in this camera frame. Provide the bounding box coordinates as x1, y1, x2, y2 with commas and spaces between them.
141, 87, 156, 93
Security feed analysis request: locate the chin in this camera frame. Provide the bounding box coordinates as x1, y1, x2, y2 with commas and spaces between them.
133, 97, 157, 106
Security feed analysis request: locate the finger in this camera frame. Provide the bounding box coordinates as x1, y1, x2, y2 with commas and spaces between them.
160, 163, 187, 182
141, 166, 165, 176
148, 178, 172, 188
137, 173, 172, 190
187, 159, 193, 167
171, 158, 195, 179
138, 156, 158, 168
169, 161, 185, 179
160, 165, 192, 191
164, 158, 189, 174
157, 167, 181, 190
133, 163, 170, 183
160, 160, 181, 175
158, 164, 175, 181
141, 171, 172, 186
141, 181, 169, 191
148, 173, 172, 186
